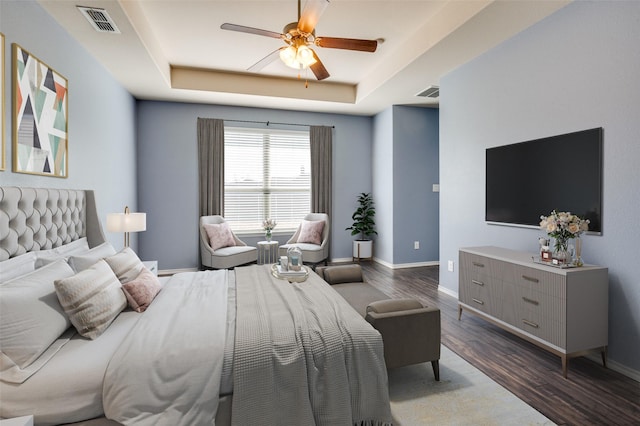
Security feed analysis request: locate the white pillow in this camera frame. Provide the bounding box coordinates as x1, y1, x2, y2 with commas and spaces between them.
104, 247, 145, 284
0, 252, 37, 283
34, 238, 92, 269
54, 260, 126, 340
0, 260, 75, 382
54, 237, 90, 256
67, 242, 116, 272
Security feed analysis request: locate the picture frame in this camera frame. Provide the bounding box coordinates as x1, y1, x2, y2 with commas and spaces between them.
12, 43, 68, 177
1, 33, 5, 171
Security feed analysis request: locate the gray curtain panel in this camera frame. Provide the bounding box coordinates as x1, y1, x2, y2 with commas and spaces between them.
310, 126, 333, 217
197, 118, 224, 217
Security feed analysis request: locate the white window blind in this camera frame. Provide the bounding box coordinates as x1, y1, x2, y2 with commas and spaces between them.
224, 127, 311, 234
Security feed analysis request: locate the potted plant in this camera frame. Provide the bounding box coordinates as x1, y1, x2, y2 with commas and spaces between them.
345, 192, 377, 260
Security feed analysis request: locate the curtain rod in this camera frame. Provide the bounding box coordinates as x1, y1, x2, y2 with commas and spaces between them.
222, 118, 334, 129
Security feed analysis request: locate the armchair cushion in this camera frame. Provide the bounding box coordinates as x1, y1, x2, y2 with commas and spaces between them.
297, 220, 325, 245
204, 222, 236, 251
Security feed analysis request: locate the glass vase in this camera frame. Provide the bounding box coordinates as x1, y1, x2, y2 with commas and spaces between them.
265, 229, 272, 241
554, 237, 571, 264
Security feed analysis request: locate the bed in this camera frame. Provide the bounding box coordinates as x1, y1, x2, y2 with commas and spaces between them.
0, 187, 392, 426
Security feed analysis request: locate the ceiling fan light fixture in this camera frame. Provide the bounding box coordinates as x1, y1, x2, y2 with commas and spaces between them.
279, 44, 317, 69
279, 45, 298, 68
296, 45, 317, 67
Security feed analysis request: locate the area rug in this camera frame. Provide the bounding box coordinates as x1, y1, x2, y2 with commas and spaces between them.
388, 346, 555, 425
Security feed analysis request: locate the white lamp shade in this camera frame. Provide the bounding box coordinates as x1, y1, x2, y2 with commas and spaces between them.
107, 212, 146, 233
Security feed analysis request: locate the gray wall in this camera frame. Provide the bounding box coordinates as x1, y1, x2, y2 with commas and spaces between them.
372, 106, 439, 266
440, 1, 640, 376
0, 1, 138, 250
372, 108, 394, 263
393, 106, 439, 265
135, 101, 372, 270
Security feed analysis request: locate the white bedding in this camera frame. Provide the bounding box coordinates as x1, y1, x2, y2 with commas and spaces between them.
0, 311, 141, 425
103, 270, 229, 425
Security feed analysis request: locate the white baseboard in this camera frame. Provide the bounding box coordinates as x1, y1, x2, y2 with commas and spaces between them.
373, 257, 439, 270
585, 353, 640, 383
438, 285, 458, 299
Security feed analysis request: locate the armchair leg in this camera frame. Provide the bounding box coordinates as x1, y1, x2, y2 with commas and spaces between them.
431, 360, 440, 381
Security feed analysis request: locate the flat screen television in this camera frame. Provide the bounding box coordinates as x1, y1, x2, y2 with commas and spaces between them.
485, 127, 603, 233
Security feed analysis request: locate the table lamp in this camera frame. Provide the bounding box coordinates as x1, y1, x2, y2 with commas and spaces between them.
106, 206, 146, 248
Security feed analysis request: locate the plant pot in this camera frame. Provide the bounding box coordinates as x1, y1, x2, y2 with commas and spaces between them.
353, 240, 373, 260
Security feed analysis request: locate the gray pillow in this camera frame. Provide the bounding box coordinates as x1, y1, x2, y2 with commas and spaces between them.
0, 260, 75, 381
67, 242, 116, 272
54, 259, 126, 340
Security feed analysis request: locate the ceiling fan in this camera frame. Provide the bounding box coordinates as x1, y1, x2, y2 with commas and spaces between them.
220, 0, 378, 82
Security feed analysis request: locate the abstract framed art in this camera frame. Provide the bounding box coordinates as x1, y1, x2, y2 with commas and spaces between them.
1, 33, 5, 171
12, 43, 68, 177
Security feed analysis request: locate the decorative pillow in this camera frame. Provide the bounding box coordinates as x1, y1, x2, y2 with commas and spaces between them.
204, 222, 236, 251
67, 242, 117, 272
297, 220, 325, 245
122, 268, 162, 312
104, 247, 145, 284
0, 260, 75, 380
0, 252, 37, 283
54, 259, 126, 340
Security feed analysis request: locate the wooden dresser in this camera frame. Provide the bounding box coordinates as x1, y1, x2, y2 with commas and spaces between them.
458, 246, 608, 377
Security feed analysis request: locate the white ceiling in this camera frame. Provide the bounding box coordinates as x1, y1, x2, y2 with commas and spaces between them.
38, 0, 570, 116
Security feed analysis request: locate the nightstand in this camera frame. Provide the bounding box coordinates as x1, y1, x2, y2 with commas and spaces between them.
0, 416, 34, 426
142, 260, 158, 276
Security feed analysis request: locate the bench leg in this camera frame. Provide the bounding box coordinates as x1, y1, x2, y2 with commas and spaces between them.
431, 360, 440, 381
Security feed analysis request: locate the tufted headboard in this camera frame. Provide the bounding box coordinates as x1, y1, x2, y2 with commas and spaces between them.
0, 187, 106, 261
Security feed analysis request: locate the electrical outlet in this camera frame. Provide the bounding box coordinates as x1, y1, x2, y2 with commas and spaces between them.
447, 260, 454, 272
414, 241, 420, 250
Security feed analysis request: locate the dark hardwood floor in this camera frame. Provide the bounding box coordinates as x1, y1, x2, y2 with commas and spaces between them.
357, 262, 640, 426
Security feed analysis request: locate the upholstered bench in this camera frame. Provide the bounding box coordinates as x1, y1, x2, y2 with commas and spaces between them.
316, 264, 441, 380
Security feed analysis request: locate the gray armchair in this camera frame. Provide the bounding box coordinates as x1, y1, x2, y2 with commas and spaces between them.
279, 213, 330, 267
199, 216, 257, 269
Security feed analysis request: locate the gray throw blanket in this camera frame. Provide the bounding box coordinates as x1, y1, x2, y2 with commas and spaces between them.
232, 265, 392, 426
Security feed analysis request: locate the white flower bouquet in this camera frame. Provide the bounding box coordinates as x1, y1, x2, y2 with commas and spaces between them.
539, 210, 589, 254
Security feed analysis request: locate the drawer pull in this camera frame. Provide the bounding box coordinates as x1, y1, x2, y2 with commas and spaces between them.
472, 262, 485, 268
472, 279, 484, 287
522, 275, 539, 283
472, 298, 485, 305
522, 297, 539, 306
522, 319, 539, 328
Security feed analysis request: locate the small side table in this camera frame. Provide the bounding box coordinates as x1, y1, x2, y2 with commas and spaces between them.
142, 261, 158, 276
257, 241, 279, 265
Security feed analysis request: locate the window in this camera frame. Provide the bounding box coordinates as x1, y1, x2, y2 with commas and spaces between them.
224, 127, 310, 234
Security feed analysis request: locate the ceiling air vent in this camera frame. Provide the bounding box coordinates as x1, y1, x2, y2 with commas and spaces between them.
77, 6, 121, 34
416, 85, 440, 98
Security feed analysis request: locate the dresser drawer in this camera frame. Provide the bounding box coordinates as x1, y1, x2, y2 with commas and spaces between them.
503, 264, 566, 299
501, 281, 566, 347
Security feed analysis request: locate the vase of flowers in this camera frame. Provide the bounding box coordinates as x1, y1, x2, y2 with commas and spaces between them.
539, 210, 589, 264
262, 218, 276, 241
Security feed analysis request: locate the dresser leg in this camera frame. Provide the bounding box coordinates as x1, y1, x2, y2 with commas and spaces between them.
562, 355, 568, 378
458, 305, 463, 320
601, 346, 608, 368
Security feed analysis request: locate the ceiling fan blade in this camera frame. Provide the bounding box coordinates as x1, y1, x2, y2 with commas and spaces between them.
298, 0, 329, 34
316, 36, 378, 52
248, 48, 283, 72
220, 23, 283, 39
310, 50, 330, 81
